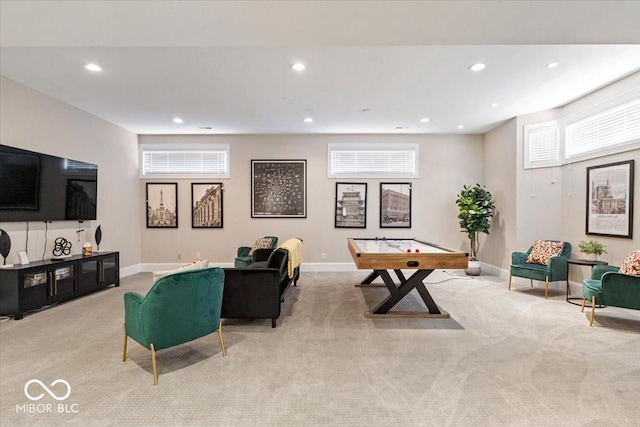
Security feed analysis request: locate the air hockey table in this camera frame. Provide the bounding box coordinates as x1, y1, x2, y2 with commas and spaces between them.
348, 238, 468, 318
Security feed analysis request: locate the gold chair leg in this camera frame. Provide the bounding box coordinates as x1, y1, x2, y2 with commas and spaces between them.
508, 274, 512, 291
581, 298, 586, 312
589, 296, 596, 326
544, 277, 549, 299
122, 324, 128, 362
218, 321, 227, 357
151, 343, 158, 385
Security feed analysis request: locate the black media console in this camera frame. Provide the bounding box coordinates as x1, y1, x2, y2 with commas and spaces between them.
0, 251, 119, 319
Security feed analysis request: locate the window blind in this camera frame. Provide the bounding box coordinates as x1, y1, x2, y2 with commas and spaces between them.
328, 144, 418, 178
565, 96, 640, 159
524, 121, 560, 169
140, 145, 229, 178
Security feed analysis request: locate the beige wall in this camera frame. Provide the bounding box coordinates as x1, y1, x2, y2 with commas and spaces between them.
139, 134, 484, 265
482, 118, 517, 268
486, 71, 640, 288
0, 77, 141, 269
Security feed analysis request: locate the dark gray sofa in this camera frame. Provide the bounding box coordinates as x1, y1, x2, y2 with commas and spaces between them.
221, 248, 299, 328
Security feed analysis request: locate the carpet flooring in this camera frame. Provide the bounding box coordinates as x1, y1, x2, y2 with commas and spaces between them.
1, 270, 639, 426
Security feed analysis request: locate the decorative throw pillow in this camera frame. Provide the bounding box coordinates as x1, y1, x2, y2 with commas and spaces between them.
619, 250, 640, 275
248, 237, 273, 256
152, 259, 209, 284
526, 240, 564, 265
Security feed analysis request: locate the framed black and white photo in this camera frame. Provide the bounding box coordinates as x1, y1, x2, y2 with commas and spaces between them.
146, 183, 178, 228
586, 160, 634, 238
191, 183, 223, 228
251, 160, 307, 218
335, 182, 367, 228
380, 182, 412, 228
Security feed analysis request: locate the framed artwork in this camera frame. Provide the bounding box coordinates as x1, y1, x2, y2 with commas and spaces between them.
380, 182, 412, 228
146, 183, 178, 228
191, 183, 223, 228
251, 160, 307, 218
586, 159, 634, 238
335, 182, 367, 228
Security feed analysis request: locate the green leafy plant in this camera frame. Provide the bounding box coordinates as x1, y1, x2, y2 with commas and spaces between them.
455, 184, 495, 260
578, 240, 607, 256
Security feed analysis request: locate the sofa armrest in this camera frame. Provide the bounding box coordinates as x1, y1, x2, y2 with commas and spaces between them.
124, 292, 145, 343
237, 246, 251, 257
601, 272, 640, 310
221, 268, 282, 319
253, 248, 274, 262
548, 256, 568, 280
592, 265, 620, 280
511, 252, 528, 265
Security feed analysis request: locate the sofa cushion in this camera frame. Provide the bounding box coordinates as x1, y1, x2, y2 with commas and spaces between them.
248, 237, 274, 256
526, 240, 564, 265
619, 250, 640, 275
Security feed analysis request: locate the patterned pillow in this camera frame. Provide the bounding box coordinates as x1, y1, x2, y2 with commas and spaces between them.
248, 237, 273, 256
619, 250, 640, 275
526, 240, 564, 265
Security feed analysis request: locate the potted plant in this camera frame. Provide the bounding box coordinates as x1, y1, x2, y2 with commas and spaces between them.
578, 240, 607, 260
456, 184, 496, 275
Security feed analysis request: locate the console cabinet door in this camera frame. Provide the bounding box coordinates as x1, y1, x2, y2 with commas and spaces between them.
78, 259, 99, 294
99, 254, 119, 287
20, 268, 50, 312
50, 265, 76, 302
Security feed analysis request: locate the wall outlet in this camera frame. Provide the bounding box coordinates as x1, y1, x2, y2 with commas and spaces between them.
196, 253, 201, 260
177, 253, 182, 260
321, 253, 326, 260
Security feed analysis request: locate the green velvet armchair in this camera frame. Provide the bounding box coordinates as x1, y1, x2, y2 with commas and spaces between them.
123, 267, 226, 385
581, 265, 640, 326
508, 241, 572, 299
234, 236, 278, 268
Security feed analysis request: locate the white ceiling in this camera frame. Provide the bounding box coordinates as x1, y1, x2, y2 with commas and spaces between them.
1, 1, 640, 135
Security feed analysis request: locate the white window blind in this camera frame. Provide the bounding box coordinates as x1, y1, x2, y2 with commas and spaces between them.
328, 143, 418, 178
565, 95, 640, 159
140, 144, 230, 178
524, 121, 560, 169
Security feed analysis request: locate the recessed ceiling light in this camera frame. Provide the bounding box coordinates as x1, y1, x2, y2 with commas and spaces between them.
546, 62, 559, 68
490, 102, 498, 107
304, 117, 313, 123
84, 63, 102, 72
173, 117, 183, 124
457, 125, 464, 129
420, 118, 430, 123
469, 63, 486, 71
292, 63, 306, 71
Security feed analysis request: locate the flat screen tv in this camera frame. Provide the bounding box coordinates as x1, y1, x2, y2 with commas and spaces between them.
0, 145, 98, 222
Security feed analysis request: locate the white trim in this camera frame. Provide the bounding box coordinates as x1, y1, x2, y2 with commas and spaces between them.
120, 264, 142, 278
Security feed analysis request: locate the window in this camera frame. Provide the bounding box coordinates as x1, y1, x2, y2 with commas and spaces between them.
139, 144, 230, 178
565, 93, 640, 160
524, 89, 640, 168
328, 143, 418, 178
524, 121, 560, 169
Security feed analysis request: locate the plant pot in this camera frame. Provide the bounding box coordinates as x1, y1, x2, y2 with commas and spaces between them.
582, 252, 597, 261
465, 260, 481, 276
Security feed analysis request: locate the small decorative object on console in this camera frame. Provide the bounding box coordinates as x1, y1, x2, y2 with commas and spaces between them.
53, 237, 72, 258
0, 229, 11, 267
95, 225, 102, 251
83, 241, 93, 257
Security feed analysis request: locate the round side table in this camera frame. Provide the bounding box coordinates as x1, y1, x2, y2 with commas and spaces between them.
566, 258, 608, 306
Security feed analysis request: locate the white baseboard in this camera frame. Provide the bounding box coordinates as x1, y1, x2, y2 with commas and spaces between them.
120, 264, 142, 278
300, 262, 358, 272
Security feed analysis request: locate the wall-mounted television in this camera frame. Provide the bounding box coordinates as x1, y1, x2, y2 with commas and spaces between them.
0, 145, 98, 222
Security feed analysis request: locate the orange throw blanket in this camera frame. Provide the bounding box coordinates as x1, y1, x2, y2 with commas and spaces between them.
278, 238, 303, 278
